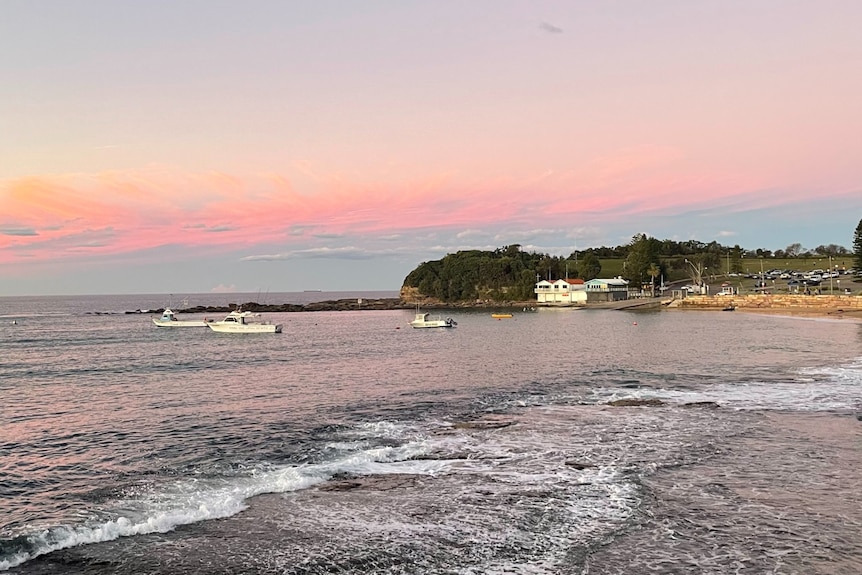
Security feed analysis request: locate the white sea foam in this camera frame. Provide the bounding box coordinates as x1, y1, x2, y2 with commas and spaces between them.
587, 357, 862, 412
2, 412, 644, 573
0, 435, 435, 571
354, 420, 412, 438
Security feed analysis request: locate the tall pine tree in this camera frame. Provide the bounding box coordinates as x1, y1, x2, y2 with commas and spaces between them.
624, 233, 661, 287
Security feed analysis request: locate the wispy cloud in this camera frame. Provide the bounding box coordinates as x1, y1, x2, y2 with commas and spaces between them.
539, 22, 563, 34
241, 246, 377, 261
456, 229, 488, 240
0, 163, 854, 267
494, 228, 563, 243
0, 226, 38, 236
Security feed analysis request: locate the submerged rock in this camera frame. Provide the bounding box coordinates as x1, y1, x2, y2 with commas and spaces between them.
452, 420, 515, 430
318, 473, 421, 492
607, 398, 665, 407
564, 461, 596, 469
682, 401, 721, 409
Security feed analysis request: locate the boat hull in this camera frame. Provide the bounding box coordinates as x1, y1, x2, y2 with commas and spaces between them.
409, 310, 456, 328
410, 321, 454, 328
206, 309, 283, 333
207, 322, 282, 333
152, 318, 209, 327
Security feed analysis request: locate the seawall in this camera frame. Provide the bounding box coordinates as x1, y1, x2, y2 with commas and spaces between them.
674, 294, 862, 312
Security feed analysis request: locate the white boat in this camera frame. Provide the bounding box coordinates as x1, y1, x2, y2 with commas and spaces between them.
207, 310, 282, 333
152, 308, 209, 327
409, 311, 456, 329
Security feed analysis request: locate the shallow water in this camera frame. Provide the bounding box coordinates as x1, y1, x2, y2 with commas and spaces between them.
1, 295, 861, 573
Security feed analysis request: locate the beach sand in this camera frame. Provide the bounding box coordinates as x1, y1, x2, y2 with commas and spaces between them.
735, 307, 862, 321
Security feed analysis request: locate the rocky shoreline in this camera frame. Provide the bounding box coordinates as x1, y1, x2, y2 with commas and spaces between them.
122, 290, 862, 317
125, 297, 542, 315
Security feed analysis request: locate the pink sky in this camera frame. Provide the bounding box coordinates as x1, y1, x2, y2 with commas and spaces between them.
1, 1, 861, 295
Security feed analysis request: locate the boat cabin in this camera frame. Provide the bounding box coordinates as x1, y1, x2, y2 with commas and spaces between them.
159, 309, 177, 322
222, 311, 251, 325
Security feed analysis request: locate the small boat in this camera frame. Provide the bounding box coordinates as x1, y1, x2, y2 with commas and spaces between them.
207, 310, 282, 333
491, 313, 513, 319
410, 312, 456, 329
152, 308, 209, 327
722, 305, 736, 311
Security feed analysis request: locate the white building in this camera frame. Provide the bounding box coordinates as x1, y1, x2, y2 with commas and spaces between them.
535, 278, 587, 305
585, 278, 630, 302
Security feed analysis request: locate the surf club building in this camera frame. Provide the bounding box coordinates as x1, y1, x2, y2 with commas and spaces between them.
584, 277, 630, 302
534, 278, 587, 305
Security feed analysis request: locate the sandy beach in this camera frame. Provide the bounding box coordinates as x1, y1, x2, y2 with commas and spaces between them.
734, 306, 862, 320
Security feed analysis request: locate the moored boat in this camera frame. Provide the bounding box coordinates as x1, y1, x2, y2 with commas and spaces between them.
410, 312, 456, 329
152, 308, 209, 327
207, 310, 282, 333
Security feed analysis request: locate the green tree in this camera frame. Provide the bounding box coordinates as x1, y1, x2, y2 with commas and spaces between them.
578, 252, 602, 280
647, 263, 661, 296
854, 218, 862, 270
785, 243, 802, 257
511, 269, 538, 300
624, 233, 660, 286
403, 245, 555, 302
730, 245, 744, 274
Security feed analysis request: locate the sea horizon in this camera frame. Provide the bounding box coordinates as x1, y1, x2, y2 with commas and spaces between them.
0, 290, 401, 318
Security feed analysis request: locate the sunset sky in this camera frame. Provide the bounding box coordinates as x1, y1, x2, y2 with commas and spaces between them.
2, 1, 861, 296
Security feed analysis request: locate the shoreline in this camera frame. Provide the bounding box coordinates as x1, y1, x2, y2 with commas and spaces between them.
732, 306, 862, 321
129, 295, 862, 322
133, 298, 542, 315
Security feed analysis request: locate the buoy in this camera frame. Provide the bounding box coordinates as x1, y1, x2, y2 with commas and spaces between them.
633, 321, 637, 325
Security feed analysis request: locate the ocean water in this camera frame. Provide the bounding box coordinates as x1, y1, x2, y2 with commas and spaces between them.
1, 294, 861, 574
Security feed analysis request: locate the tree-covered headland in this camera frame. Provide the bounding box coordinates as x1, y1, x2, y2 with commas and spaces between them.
402, 229, 861, 303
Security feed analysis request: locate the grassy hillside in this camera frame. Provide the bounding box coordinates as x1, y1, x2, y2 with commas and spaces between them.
403, 247, 861, 302
601, 256, 861, 294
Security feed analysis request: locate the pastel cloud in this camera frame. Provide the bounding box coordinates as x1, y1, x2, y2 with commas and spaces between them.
0, 153, 851, 267
242, 246, 379, 261
0, 226, 38, 236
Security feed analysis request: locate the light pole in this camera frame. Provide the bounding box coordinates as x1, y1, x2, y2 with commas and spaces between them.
760, 258, 765, 291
